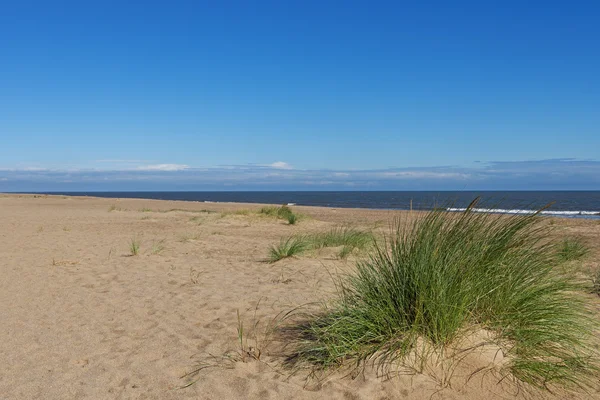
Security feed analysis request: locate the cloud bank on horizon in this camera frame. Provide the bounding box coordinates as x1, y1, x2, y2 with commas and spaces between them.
0, 159, 599, 191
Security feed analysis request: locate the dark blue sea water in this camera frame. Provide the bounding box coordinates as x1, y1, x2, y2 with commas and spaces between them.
37, 191, 600, 219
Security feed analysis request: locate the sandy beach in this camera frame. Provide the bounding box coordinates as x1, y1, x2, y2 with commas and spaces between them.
1, 194, 599, 400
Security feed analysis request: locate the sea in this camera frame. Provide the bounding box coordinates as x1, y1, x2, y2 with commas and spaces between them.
37, 191, 600, 219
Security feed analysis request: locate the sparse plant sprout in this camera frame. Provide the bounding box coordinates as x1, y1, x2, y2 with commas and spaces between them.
558, 237, 588, 261
51, 259, 79, 266
179, 232, 201, 242
129, 237, 140, 256
591, 268, 600, 297
163, 208, 217, 214
338, 245, 353, 259
108, 204, 120, 212
141, 215, 151, 220
235, 302, 285, 363
151, 239, 166, 255
236, 310, 262, 362
233, 209, 251, 216
182, 305, 286, 388
140, 208, 152, 212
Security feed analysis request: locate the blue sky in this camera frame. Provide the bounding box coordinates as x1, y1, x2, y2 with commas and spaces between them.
1, 1, 599, 190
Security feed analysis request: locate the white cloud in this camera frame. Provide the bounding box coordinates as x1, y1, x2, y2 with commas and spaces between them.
0, 167, 48, 172
0, 178, 7, 181
96, 159, 147, 163
377, 171, 470, 179
136, 164, 190, 171
268, 161, 293, 170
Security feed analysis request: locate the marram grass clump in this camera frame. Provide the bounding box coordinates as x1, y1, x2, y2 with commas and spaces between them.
259, 205, 299, 224
286, 201, 598, 391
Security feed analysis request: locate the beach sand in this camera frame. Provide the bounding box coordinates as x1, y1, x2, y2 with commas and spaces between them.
1, 194, 599, 399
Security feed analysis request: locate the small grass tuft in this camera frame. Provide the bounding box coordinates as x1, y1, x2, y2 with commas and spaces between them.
277, 205, 293, 219
151, 239, 166, 255
259, 206, 280, 217
260, 205, 301, 222
309, 226, 374, 251
591, 268, 600, 297
129, 237, 140, 256
287, 213, 297, 225
179, 232, 201, 242
557, 237, 588, 262
269, 236, 308, 263
221, 209, 252, 217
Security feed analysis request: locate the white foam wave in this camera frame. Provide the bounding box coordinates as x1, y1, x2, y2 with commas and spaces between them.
446, 208, 600, 216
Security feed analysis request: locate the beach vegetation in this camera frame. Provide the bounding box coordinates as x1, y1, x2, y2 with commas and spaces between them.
284, 202, 598, 391
159, 208, 217, 214
557, 237, 588, 262
221, 209, 252, 217
337, 245, 353, 259
268, 226, 375, 261
287, 213, 297, 225
309, 226, 374, 251
129, 238, 140, 256
591, 268, 600, 297
269, 236, 308, 262
179, 232, 201, 242
151, 239, 166, 255
259, 205, 300, 223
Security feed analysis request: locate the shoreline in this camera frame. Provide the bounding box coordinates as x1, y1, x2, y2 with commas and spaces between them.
3, 191, 600, 220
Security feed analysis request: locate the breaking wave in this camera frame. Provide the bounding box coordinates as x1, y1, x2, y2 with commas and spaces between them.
446, 207, 600, 217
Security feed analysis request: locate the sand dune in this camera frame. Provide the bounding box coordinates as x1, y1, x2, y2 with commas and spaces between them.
1, 194, 598, 399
